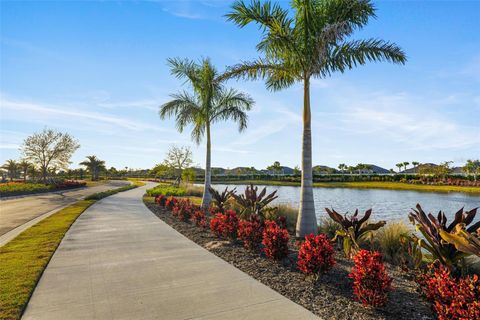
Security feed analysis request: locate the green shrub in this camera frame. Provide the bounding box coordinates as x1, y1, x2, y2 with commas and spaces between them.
373, 221, 410, 265
146, 185, 187, 197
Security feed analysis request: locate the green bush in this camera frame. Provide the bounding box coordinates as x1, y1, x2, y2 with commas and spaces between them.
146, 185, 187, 197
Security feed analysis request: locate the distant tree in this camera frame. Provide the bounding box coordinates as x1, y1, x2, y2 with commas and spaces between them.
348, 166, 355, 174
402, 161, 410, 172
293, 165, 301, 175
162, 145, 193, 186
181, 168, 196, 184
463, 159, 480, 181
2, 159, 18, 181
395, 163, 403, 173
79, 155, 106, 181
267, 161, 283, 175
21, 128, 80, 182
435, 161, 453, 180
107, 167, 118, 179
160, 58, 253, 208
18, 160, 32, 182
338, 163, 346, 175
412, 161, 420, 174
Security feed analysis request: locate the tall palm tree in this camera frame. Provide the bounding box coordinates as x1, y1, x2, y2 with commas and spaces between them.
396, 163, 403, 173
412, 161, 419, 174
2, 159, 18, 181
226, 0, 406, 237
79, 155, 106, 181
160, 58, 254, 208
18, 160, 32, 183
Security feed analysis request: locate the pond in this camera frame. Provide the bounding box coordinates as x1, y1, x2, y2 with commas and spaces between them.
204, 183, 480, 224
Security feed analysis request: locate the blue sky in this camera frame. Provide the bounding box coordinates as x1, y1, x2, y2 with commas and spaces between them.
1, 0, 479, 171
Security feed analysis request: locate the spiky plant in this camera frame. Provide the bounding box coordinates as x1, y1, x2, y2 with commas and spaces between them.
208, 186, 236, 212
408, 204, 479, 270
230, 184, 278, 220
225, 0, 406, 237
325, 207, 386, 258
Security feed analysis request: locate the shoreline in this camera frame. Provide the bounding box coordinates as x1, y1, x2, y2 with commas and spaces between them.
195, 180, 480, 195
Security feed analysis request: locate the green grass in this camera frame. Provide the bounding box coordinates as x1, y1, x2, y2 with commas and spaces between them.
0, 181, 145, 320
0, 200, 94, 320
85, 180, 145, 200
210, 180, 480, 194
145, 183, 203, 198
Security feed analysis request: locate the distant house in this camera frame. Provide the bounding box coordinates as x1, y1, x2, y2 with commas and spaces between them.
401, 163, 437, 174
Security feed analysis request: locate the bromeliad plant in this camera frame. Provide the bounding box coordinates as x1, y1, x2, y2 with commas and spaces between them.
231, 184, 278, 220
208, 186, 236, 212
408, 204, 479, 270
325, 208, 386, 258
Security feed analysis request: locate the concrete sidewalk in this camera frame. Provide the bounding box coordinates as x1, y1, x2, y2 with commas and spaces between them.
23, 183, 318, 320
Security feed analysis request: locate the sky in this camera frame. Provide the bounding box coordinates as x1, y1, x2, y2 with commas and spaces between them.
1, 0, 479, 171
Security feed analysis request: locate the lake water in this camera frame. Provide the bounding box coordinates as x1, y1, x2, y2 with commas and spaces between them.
204, 184, 480, 224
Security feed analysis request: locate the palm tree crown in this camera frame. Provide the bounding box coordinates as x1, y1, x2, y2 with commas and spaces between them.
79, 155, 106, 181
226, 0, 406, 237
160, 58, 254, 207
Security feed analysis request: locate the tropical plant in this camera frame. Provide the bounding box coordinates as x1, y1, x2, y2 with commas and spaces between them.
192, 210, 207, 227
160, 58, 254, 208
208, 186, 236, 212
439, 223, 480, 257
210, 210, 239, 240
325, 207, 386, 258
1, 159, 18, 181
79, 155, 106, 181
408, 204, 479, 270
412, 161, 420, 174
262, 220, 289, 260
416, 263, 480, 320
230, 184, 278, 219
237, 215, 264, 250
349, 250, 392, 308
297, 233, 335, 276
395, 163, 403, 173
22, 128, 80, 182
318, 216, 341, 240
225, 0, 406, 237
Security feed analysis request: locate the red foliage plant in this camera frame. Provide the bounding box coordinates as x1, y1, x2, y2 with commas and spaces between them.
262, 220, 289, 260
155, 194, 167, 207
172, 199, 196, 222
238, 215, 264, 250
348, 250, 392, 308
297, 234, 335, 276
416, 264, 480, 320
209, 210, 239, 240
192, 210, 207, 227
165, 196, 178, 211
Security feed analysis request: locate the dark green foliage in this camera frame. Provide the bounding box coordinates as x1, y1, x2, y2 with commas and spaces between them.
230, 184, 278, 219
208, 186, 236, 212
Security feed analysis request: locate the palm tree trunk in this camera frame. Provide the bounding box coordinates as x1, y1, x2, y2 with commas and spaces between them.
296, 76, 318, 238
201, 122, 212, 208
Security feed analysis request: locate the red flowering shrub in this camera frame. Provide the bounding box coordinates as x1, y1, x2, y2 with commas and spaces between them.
297, 234, 335, 275
165, 196, 178, 211
349, 250, 392, 307
238, 215, 264, 250
155, 194, 167, 207
209, 210, 239, 240
416, 264, 480, 320
275, 216, 287, 230
172, 199, 195, 222
262, 220, 289, 260
192, 210, 207, 227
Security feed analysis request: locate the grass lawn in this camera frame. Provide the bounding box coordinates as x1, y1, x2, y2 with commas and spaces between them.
0, 180, 146, 320
0, 200, 94, 320
209, 180, 480, 194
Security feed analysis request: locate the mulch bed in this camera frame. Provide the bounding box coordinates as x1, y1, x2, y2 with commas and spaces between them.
144, 200, 433, 320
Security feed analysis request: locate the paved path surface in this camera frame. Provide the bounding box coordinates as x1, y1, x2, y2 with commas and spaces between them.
0, 180, 130, 238
23, 183, 318, 320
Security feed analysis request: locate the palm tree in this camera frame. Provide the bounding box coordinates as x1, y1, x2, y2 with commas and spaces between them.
2, 159, 18, 181
412, 161, 419, 174
402, 161, 410, 172
79, 155, 106, 181
395, 163, 403, 173
160, 58, 254, 208
18, 160, 32, 183
226, 0, 406, 237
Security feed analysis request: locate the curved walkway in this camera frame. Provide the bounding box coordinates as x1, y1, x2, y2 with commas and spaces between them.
22, 183, 318, 320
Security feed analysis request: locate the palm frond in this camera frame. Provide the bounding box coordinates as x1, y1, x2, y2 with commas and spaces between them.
211, 88, 254, 131
159, 91, 202, 133
324, 38, 407, 75
226, 0, 290, 31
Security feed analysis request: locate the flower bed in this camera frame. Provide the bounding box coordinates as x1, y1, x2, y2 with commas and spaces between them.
144, 198, 433, 320
0, 180, 86, 197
